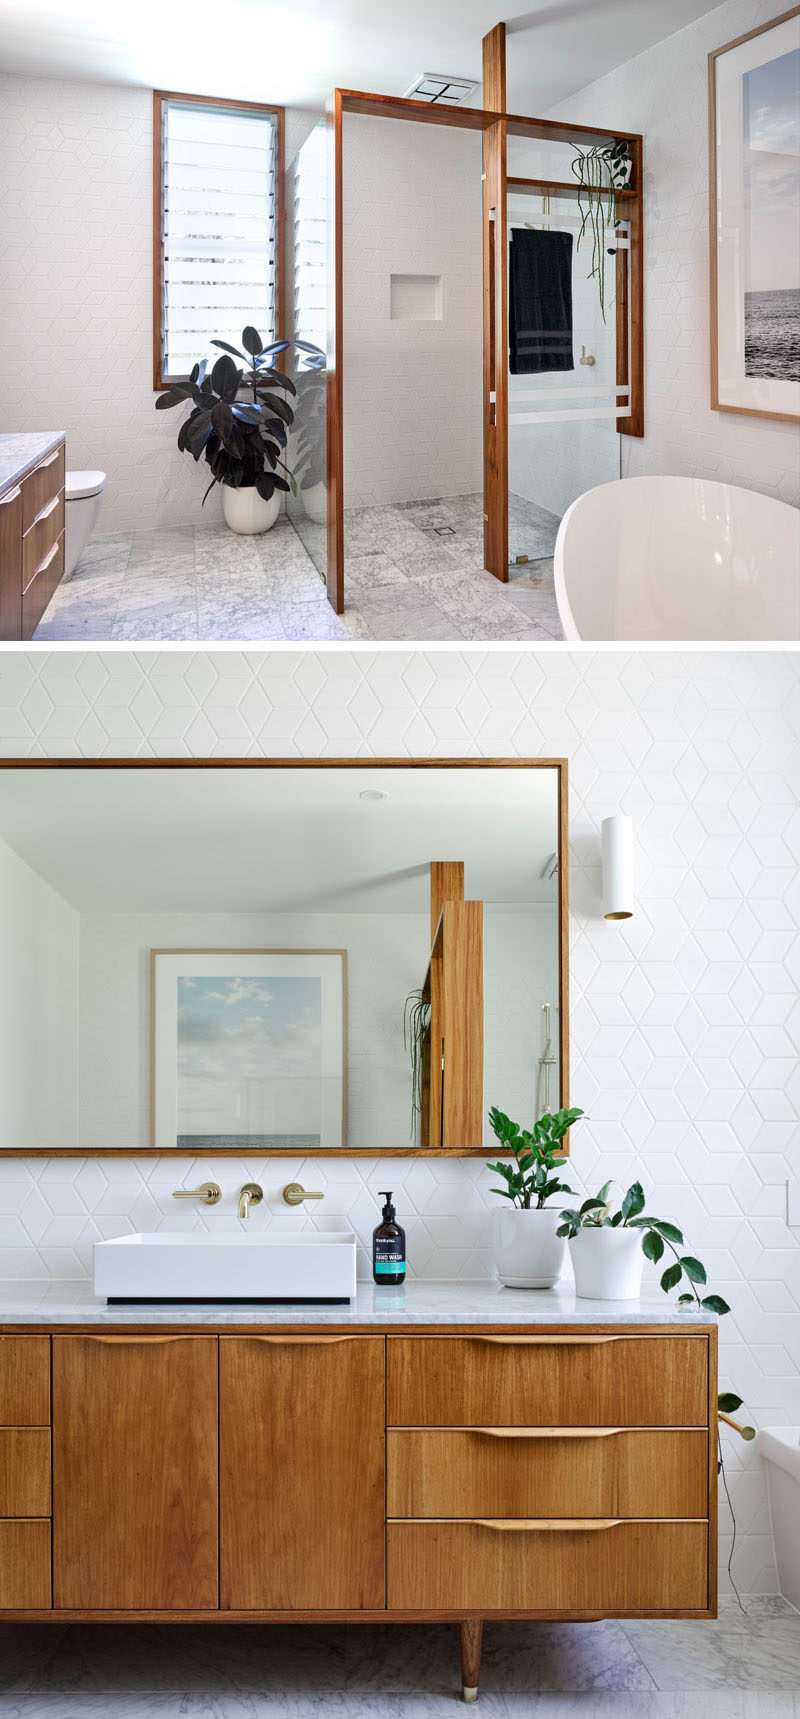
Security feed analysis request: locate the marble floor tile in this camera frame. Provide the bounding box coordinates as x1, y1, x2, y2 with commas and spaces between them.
0, 1625, 69, 1694
502, 1697, 800, 1718
0, 1700, 182, 1718
343, 1623, 465, 1695
620, 1613, 800, 1691
31, 1625, 346, 1695
479, 1620, 655, 1693
34, 497, 565, 643
177, 1698, 509, 1718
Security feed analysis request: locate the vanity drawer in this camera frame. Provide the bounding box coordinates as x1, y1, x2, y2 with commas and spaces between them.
21, 442, 64, 532
0, 1429, 51, 1517
0, 1339, 50, 1426
0, 1520, 51, 1607
388, 1519, 708, 1613
387, 1427, 708, 1520
22, 491, 64, 587
387, 1336, 709, 1428
22, 533, 64, 638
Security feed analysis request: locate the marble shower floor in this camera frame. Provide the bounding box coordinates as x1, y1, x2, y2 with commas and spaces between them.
0, 1598, 798, 1716
32, 496, 564, 644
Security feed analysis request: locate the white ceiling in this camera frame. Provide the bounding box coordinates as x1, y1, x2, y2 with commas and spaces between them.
0, 0, 718, 113
0, 767, 559, 912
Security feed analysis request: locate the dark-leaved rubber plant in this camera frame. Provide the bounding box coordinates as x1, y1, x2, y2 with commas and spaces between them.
557, 1179, 756, 1605
486, 1106, 585, 1209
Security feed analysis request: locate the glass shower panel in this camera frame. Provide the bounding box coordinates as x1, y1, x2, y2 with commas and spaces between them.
506, 135, 623, 571
286, 120, 327, 581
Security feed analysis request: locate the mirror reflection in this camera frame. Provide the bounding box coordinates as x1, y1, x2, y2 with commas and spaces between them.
0, 763, 564, 1153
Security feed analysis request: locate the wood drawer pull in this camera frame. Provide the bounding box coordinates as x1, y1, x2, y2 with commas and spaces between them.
473, 1426, 624, 1439
36, 450, 61, 470
228, 1335, 366, 1345
31, 494, 60, 527
475, 1518, 624, 1531
57, 1334, 206, 1345
472, 1335, 623, 1346
31, 539, 59, 580
0, 485, 21, 505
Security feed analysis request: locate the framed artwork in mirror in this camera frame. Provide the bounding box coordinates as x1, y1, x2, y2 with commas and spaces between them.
151, 950, 347, 1152
709, 7, 800, 422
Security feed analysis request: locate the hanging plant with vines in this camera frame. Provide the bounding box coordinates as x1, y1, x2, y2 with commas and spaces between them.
570, 139, 631, 322
404, 989, 431, 1141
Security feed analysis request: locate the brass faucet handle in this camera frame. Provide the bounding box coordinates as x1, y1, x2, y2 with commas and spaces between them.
172, 1182, 221, 1205
237, 1182, 264, 1218
282, 1182, 324, 1207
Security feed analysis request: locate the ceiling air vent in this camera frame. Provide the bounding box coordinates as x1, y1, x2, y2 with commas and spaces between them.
403, 73, 480, 106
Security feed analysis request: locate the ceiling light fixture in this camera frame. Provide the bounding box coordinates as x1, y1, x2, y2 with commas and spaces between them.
359, 789, 388, 802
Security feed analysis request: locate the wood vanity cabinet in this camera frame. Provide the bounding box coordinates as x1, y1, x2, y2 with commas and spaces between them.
0, 438, 65, 640
0, 1321, 717, 1693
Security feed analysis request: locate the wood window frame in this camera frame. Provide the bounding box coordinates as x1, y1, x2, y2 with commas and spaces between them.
0, 755, 569, 1159
152, 88, 286, 393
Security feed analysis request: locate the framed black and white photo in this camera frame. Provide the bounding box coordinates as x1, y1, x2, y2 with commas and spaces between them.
709, 7, 800, 421
151, 949, 347, 1150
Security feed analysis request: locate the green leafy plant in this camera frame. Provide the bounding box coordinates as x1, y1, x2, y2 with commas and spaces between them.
155, 324, 300, 506
290, 343, 326, 494
486, 1106, 584, 1209
557, 1177, 754, 1603
570, 139, 630, 322
403, 989, 431, 1141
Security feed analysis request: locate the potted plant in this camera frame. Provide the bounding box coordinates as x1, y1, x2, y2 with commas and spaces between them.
486, 1106, 584, 1288
403, 989, 431, 1141
569, 139, 631, 321
557, 1179, 733, 1307
155, 325, 298, 535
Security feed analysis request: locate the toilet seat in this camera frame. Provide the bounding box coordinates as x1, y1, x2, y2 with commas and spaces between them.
66, 470, 106, 501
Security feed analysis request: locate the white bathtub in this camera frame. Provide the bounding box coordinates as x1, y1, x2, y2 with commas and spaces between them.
760, 1427, 800, 1610
554, 475, 800, 640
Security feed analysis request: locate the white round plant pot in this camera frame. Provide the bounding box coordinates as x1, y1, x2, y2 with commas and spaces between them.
302, 481, 327, 525
569, 1227, 643, 1300
494, 1207, 566, 1290
222, 484, 280, 535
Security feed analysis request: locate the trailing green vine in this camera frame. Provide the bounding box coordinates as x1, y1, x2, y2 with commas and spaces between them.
570, 140, 630, 322
403, 989, 431, 1141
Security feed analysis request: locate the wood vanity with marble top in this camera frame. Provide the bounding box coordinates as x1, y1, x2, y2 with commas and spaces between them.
0, 1282, 718, 1704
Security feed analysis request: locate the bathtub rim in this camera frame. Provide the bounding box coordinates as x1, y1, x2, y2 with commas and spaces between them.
759, 1426, 800, 1483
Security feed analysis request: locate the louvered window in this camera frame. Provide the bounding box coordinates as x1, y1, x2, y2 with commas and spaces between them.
154, 93, 283, 388
293, 122, 327, 355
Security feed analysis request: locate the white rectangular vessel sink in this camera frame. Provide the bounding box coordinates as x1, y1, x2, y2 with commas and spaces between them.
94, 1231, 358, 1304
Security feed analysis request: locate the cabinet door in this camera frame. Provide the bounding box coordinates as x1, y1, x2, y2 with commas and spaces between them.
53, 1335, 218, 1609
0, 483, 22, 641
220, 1335, 385, 1609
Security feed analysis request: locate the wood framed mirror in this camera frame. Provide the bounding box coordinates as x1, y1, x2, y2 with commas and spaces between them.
0, 757, 568, 1156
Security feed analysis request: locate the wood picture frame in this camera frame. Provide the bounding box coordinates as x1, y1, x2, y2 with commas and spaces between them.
709, 8, 800, 422
0, 756, 569, 1158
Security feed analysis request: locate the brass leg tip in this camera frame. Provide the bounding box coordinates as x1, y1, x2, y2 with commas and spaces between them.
462, 1686, 479, 1703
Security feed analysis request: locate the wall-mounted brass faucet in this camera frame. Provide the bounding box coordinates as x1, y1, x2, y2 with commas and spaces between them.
237, 1182, 263, 1219
282, 1182, 324, 1207
171, 1182, 221, 1205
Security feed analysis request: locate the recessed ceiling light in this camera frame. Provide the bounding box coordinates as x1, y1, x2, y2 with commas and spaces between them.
359, 789, 389, 802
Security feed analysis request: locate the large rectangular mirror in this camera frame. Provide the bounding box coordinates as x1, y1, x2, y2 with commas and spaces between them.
0, 759, 567, 1155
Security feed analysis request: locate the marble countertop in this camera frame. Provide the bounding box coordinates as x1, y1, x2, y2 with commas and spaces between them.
0, 431, 64, 494
0, 1279, 718, 1328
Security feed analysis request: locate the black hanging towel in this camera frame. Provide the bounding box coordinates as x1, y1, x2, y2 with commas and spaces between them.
509, 228, 574, 375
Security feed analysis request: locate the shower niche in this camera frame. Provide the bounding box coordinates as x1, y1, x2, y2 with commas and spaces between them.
308, 22, 643, 613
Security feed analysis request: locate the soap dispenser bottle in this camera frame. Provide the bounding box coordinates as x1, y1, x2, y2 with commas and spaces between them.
373, 1190, 406, 1284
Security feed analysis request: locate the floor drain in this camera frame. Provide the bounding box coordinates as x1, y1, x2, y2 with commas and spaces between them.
434, 525, 456, 535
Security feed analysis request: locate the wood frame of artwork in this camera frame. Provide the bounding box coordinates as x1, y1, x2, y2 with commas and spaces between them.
708, 7, 800, 422
0, 756, 569, 1159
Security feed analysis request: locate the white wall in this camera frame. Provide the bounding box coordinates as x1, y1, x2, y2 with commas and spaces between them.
0, 836, 78, 1165
342, 114, 483, 508
77, 908, 428, 1151
0, 644, 798, 1594
0, 74, 319, 533
541, 0, 799, 505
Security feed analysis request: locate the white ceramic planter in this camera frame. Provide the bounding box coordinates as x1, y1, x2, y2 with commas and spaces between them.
569, 1226, 644, 1300
302, 481, 327, 525
493, 1207, 566, 1289
222, 484, 280, 535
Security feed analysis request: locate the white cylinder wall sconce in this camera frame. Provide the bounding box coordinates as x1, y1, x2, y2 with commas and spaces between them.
602, 815, 634, 920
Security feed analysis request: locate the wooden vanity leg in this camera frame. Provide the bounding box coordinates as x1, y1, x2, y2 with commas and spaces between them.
460, 1618, 483, 1703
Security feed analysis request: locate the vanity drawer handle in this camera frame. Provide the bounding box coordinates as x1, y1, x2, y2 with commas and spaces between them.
471, 1335, 624, 1346
31, 494, 60, 527
473, 1518, 624, 1532
58, 1335, 210, 1345
36, 450, 61, 470
473, 1426, 625, 1439
227, 1335, 366, 1346
31, 539, 59, 580
0, 485, 21, 505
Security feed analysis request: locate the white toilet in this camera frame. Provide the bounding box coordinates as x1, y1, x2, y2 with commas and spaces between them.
760, 1427, 800, 1609
64, 470, 106, 577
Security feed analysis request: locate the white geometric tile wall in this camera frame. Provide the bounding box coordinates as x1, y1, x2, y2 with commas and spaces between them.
543, 0, 799, 506
0, 645, 798, 1593
342, 114, 484, 508
0, 76, 319, 533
